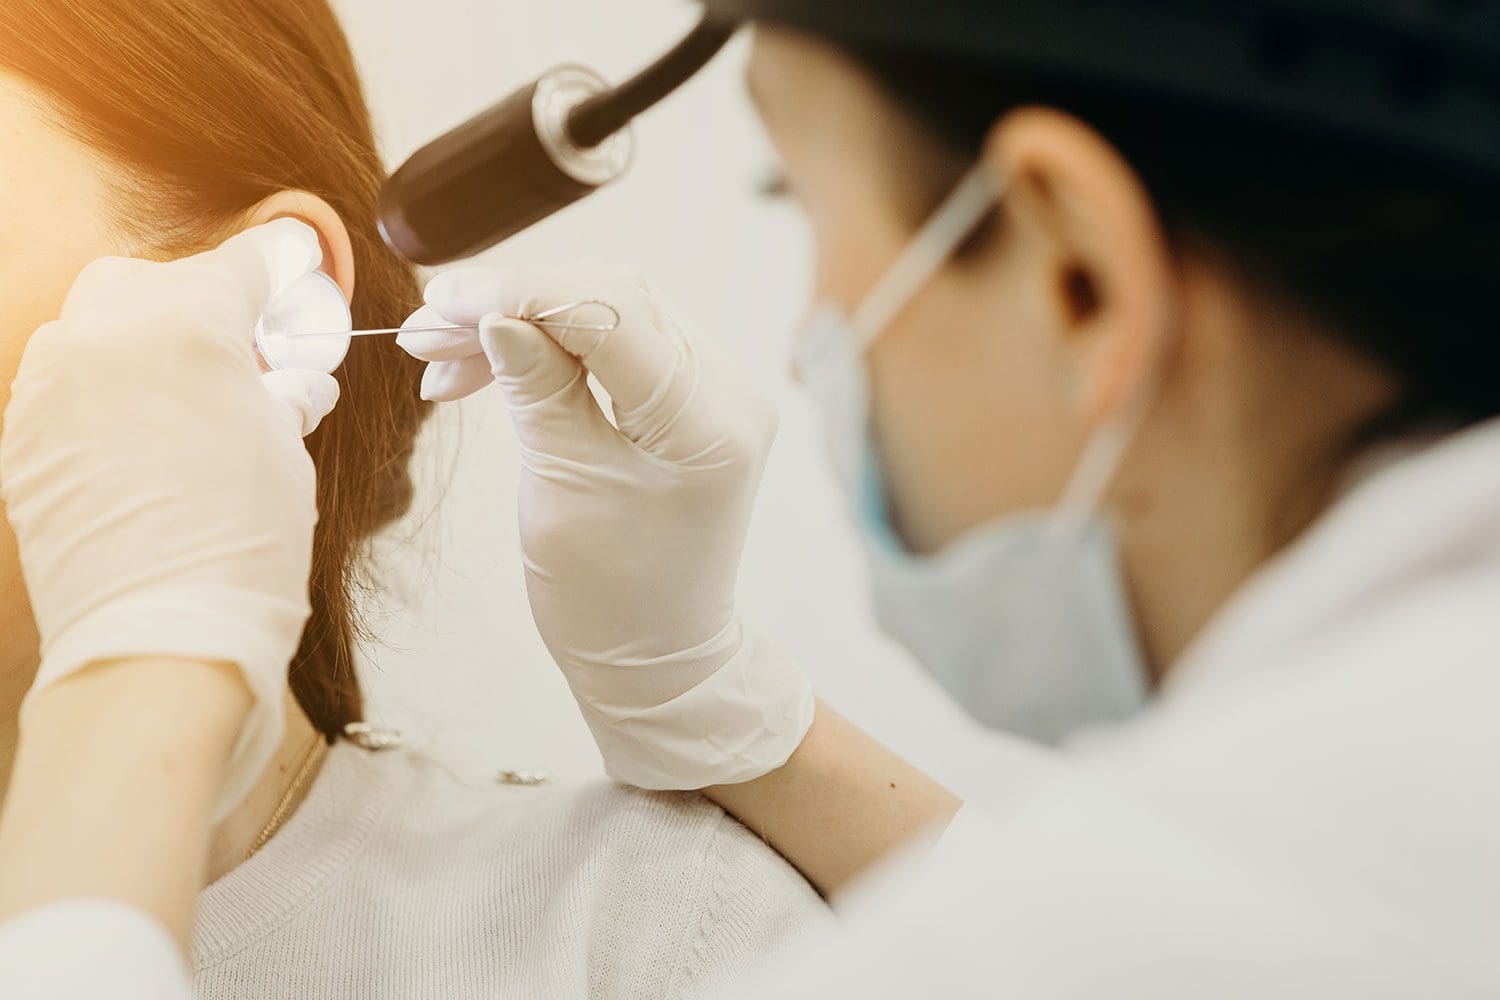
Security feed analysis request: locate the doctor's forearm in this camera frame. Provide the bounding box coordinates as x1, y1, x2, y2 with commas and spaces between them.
0, 657, 250, 945
706, 701, 961, 897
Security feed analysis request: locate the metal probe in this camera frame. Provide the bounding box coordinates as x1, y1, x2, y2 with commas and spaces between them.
282, 300, 622, 339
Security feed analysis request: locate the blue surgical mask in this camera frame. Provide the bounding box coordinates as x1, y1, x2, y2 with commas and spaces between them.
794, 167, 1150, 744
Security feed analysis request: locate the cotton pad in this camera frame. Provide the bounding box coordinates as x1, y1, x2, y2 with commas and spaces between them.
255, 270, 353, 373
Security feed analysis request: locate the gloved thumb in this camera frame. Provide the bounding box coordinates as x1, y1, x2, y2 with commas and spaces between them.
479, 315, 606, 450
195, 219, 324, 328
261, 370, 341, 437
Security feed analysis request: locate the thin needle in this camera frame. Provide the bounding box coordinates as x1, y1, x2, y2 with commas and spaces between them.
286, 321, 613, 339
280, 299, 621, 339
286, 324, 464, 339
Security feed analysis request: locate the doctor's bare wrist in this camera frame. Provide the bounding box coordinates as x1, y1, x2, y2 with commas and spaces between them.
705, 700, 961, 897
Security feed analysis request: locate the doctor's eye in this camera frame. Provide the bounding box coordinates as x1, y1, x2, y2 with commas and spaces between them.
755, 165, 792, 200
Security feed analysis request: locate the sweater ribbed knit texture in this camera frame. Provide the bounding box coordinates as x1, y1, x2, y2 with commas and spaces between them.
190, 743, 827, 999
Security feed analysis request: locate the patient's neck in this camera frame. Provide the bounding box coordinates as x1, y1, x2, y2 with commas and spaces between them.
206, 703, 325, 884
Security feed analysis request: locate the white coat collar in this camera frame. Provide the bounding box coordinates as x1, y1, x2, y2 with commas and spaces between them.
1167, 415, 1500, 696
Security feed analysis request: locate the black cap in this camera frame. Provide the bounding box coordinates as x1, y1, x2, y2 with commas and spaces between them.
704, 0, 1500, 176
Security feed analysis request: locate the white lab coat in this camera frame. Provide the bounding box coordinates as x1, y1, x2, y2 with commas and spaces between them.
3, 421, 1498, 998
735, 418, 1500, 998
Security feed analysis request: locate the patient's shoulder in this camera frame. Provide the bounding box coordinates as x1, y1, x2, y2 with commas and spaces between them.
378, 753, 828, 996
534, 781, 831, 995
539, 780, 819, 899
383, 750, 818, 904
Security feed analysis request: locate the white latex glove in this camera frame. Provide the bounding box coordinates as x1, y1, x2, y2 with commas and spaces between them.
1, 219, 339, 819
399, 262, 814, 789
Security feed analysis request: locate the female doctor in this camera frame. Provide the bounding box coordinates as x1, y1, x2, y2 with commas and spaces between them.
3, 2, 1498, 998
395, 0, 1500, 995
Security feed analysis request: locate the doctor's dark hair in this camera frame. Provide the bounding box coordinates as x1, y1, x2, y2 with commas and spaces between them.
0, 0, 433, 738
853, 46, 1500, 429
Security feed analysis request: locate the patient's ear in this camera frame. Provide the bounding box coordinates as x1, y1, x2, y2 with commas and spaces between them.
243, 190, 356, 304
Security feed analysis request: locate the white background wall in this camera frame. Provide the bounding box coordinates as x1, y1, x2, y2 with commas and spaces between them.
333, 0, 1002, 791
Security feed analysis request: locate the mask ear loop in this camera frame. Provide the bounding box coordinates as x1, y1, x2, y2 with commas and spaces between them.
842, 161, 1153, 525
1057, 272, 1178, 522
1057, 383, 1157, 523
829, 166, 1005, 553
850, 166, 1006, 350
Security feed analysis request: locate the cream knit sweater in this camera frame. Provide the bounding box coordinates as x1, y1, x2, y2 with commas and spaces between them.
190, 742, 827, 999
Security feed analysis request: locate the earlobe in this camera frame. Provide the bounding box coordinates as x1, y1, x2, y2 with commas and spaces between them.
243, 190, 356, 305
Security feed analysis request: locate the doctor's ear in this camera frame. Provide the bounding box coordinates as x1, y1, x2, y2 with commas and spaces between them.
982, 108, 1177, 426
243, 190, 356, 304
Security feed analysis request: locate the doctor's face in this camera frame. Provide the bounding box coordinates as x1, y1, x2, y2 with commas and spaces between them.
0, 74, 134, 698
745, 30, 1103, 557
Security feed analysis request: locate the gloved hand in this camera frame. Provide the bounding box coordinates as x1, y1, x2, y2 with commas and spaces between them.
1, 219, 339, 819
399, 262, 814, 789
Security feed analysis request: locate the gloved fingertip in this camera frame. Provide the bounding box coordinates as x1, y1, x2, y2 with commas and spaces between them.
260, 217, 322, 258
421, 267, 464, 303
422, 266, 552, 327
396, 304, 482, 362
417, 371, 450, 403
480, 316, 586, 410
420, 357, 494, 402
245, 218, 324, 295
301, 373, 341, 435
261, 370, 340, 437
479, 315, 549, 376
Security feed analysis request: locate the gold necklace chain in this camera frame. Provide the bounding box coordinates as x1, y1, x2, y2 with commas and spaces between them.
244, 735, 329, 862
